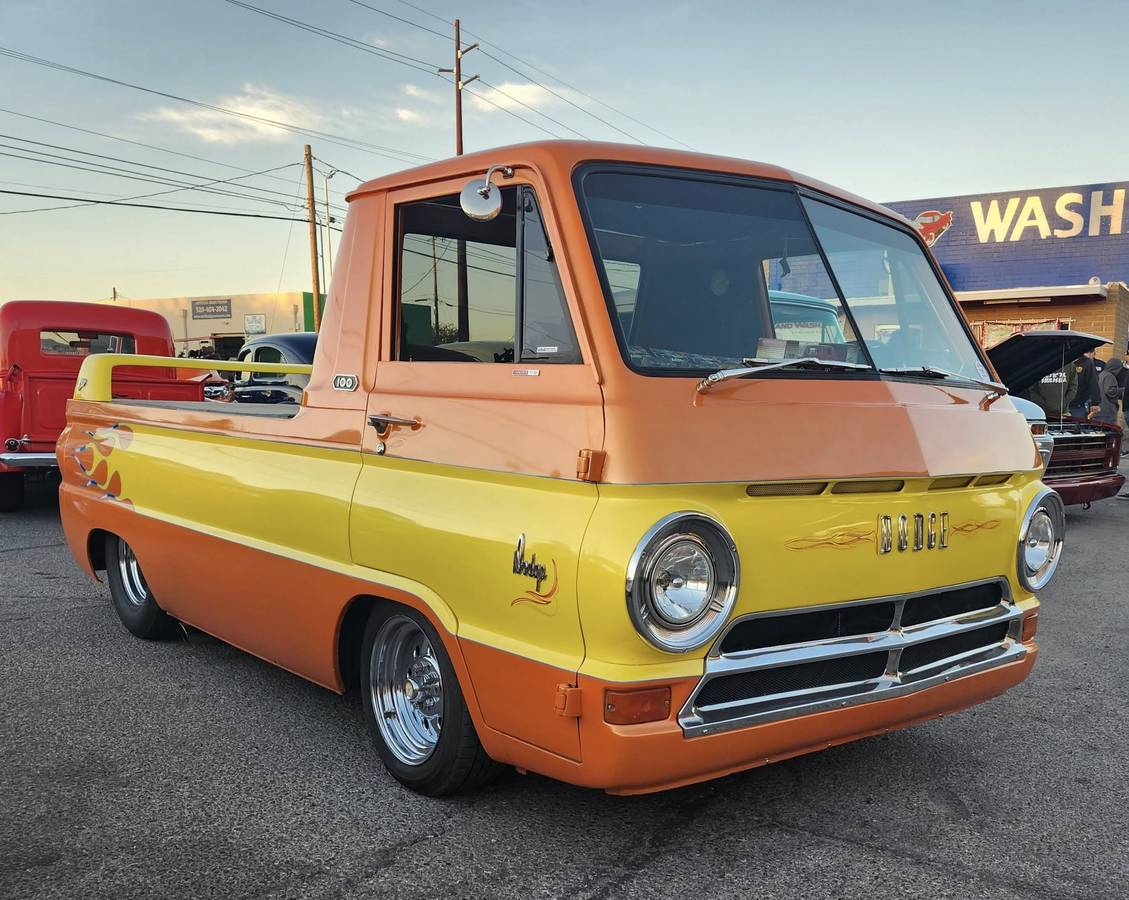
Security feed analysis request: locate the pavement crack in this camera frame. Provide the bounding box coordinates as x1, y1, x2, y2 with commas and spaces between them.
0, 541, 66, 553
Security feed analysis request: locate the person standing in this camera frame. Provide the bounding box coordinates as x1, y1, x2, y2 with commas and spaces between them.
1095, 355, 1124, 425
1071, 350, 1101, 418
1024, 362, 1077, 419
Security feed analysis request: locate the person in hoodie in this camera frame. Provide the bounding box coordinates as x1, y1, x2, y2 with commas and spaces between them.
1024, 362, 1077, 419
1095, 354, 1124, 425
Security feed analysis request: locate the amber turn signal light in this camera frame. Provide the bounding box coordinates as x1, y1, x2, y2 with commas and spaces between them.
1021, 610, 1038, 643
604, 686, 672, 725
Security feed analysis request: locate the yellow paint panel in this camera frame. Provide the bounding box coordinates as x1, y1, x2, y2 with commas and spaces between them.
578, 474, 1044, 682
350, 454, 598, 673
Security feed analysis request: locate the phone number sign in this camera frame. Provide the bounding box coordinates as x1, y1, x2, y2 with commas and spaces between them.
191, 299, 232, 320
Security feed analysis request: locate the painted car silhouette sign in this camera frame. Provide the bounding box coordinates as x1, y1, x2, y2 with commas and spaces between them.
915, 209, 954, 246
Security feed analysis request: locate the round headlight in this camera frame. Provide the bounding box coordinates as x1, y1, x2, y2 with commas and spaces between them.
1017, 488, 1065, 591
627, 512, 739, 653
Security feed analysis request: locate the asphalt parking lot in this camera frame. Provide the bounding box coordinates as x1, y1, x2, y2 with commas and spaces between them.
2, 476, 1128, 900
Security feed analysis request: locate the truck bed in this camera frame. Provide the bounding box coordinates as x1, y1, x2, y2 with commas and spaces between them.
111, 399, 300, 419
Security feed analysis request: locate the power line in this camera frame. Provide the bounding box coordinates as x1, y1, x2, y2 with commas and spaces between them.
2, 160, 303, 216
0, 106, 320, 191
441, 75, 564, 140
469, 42, 692, 149
0, 133, 328, 210
223, 0, 441, 74
0, 188, 318, 222
277, 168, 307, 292
312, 157, 366, 183
390, 0, 692, 148
474, 48, 642, 144
0, 46, 435, 164
475, 77, 590, 140
344, 0, 452, 40
0, 145, 311, 212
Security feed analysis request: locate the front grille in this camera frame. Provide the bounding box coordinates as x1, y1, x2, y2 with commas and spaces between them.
1045, 432, 1114, 478
679, 578, 1025, 737
900, 622, 1010, 672
695, 652, 888, 708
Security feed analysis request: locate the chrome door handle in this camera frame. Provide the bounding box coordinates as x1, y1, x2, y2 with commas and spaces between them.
367, 413, 420, 436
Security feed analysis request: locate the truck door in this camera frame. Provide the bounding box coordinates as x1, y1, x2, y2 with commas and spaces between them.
350, 175, 603, 761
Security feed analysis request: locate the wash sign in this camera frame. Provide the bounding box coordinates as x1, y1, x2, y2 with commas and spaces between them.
886, 182, 1129, 292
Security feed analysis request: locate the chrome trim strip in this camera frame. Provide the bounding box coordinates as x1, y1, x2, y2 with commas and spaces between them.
680, 577, 1023, 737
0, 452, 57, 468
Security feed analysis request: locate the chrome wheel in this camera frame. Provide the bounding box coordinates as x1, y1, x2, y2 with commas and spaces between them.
370, 615, 443, 766
116, 540, 149, 607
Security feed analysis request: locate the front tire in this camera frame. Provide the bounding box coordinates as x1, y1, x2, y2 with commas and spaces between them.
0, 472, 24, 512
360, 606, 500, 795
104, 534, 180, 640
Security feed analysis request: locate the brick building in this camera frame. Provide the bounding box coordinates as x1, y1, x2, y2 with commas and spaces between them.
887, 182, 1129, 360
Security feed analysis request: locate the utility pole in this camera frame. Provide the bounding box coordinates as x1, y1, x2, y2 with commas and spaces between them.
303, 144, 322, 332
430, 236, 440, 337
111, 287, 117, 302
323, 170, 336, 282
438, 20, 479, 155
438, 22, 478, 340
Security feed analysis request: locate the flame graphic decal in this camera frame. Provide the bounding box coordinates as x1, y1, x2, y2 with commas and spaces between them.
71, 423, 134, 507
786, 528, 876, 551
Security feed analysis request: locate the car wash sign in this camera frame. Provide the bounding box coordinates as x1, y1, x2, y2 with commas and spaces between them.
886, 182, 1129, 292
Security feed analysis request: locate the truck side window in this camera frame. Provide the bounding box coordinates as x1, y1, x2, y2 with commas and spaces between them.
519, 191, 580, 363
394, 187, 580, 364
396, 191, 518, 362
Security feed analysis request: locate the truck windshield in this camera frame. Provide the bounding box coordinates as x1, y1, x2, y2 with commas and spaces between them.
578, 170, 989, 382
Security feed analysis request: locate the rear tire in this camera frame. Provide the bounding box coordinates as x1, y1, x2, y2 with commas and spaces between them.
104, 534, 180, 640
360, 605, 501, 795
0, 472, 24, 512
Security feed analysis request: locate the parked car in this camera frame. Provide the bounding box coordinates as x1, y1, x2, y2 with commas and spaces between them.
987, 330, 1124, 506
59, 142, 1058, 797
0, 300, 208, 511
228, 332, 316, 404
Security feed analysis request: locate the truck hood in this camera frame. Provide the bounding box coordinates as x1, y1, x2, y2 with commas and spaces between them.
987, 330, 1109, 395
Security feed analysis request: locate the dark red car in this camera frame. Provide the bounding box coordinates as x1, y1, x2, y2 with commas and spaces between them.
0, 300, 209, 511
988, 329, 1124, 506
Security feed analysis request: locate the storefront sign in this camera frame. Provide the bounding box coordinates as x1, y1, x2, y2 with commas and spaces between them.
244, 313, 266, 334
191, 299, 232, 320
887, 182, 1129, 292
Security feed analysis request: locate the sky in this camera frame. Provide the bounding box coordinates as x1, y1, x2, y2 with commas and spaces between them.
1, 0, 1126, 302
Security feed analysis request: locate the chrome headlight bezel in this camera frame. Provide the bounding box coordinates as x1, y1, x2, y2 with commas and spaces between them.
626, 512, 739, 653
1017, 488, 1065, 592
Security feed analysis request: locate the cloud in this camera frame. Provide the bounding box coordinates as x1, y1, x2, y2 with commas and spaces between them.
467, 82, 561, 113
142, 84, 323, 144
395, 108, 425, 124
403, 83, 441, 104
364, 33, 390, 48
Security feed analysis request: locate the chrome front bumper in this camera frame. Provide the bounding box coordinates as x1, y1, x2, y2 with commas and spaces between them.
679, 578, 1026, 737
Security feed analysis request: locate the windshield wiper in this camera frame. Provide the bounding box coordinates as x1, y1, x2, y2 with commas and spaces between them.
696, 356, 872, 394
880, 365, 1008, 408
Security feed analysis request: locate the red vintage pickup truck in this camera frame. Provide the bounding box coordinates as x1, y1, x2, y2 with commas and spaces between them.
0, 300, 208, 511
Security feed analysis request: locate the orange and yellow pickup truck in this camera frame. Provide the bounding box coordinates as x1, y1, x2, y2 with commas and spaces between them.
59, 142, 1064, 796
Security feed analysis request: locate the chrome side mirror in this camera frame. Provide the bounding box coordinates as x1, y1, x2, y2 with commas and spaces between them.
459, 165, 513, 221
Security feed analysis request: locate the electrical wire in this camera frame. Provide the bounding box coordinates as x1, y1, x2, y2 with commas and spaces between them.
475, 78, 590, 140
344, 0, 452, 40
0, 106, 316, 190
0, 46, 435, 164
390, 0, 693, 148
312, 158, 366, 183
277, 168, 308, 291
223, 0, 441, 75
1, 159, 303, 216
0, 188, 315, 222
0, 146, 310, 213
0, 134, 325, 210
